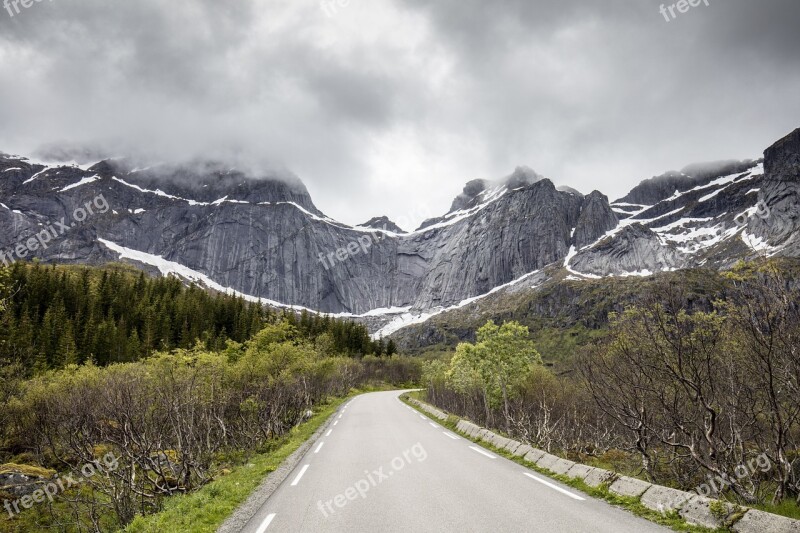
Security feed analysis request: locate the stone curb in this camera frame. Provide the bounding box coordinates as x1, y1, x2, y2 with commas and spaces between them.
609, 475, 652, 498
407, 397, 800, 532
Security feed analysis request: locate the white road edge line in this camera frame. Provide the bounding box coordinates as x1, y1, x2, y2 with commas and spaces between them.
469, 446, 497, 459
523, 472, 586, 501
338, 414, 342, 419
429, 422, 438, 428
334, 420, 339, 426
419, 415, 426, 420
443, 432, 459, 440
255, 513, 276, 533
315, 442, 325, 454
325, 429, 333, 437
291, 465, 310, 486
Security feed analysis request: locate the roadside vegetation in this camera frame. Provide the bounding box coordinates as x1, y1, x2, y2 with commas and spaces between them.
0, 264, 421, 532
402, 392, 714, 533
421, 260, 800, 519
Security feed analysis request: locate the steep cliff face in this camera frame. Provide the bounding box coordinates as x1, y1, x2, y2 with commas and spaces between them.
573, 191, 618, 249
2, 128, 800, 336
0, 157, 584, 315
570, 224, 683, 277
750, 128, 800, 255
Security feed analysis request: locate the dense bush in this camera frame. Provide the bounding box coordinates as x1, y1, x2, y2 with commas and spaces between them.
0, 320, 421, 531
424, 262, 800, 508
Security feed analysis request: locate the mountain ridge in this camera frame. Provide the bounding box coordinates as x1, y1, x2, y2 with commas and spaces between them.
2, 128, 799, 337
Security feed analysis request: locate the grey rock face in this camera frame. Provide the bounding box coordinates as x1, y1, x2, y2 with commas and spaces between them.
571, 224, 683, 277
750, 128, 800, 255
616, 160, 759, 206
573, 191, 618, 249
358, 216, 405, 233
2, 127, 800, 331
0, 157, 583, 315
448, 179, 490, 213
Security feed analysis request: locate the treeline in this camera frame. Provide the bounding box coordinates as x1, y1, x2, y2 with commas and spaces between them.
424, 261, 800, 510
0, 321, 421, 532
292, 309, 397, 357
0, 263, 390, 374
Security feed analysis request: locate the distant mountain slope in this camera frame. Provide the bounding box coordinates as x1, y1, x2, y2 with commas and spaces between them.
1, 128, 799, 338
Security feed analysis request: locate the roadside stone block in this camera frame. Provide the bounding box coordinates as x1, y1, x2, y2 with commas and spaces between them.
535, 453, 561, 470
504, 440, 522, 454
513, 444, 532, 457
609, 476, 652, 498
583, 467, 615, 488
733, 509, 800, 533
564, 463, 594, 481
679, 496, 737, 530
550, 458, 576, 476
524, 448, 546, 463
492, 435, 511, 449
640, 486, 693, 513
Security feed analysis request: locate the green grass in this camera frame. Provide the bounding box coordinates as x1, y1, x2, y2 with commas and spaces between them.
750, 499, 800, 521
400, 393, 719, 533
124, 389, 370, 533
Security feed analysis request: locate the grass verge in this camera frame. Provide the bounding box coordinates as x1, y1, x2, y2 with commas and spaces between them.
400, 393, 719, 533
124, 389, 372, 533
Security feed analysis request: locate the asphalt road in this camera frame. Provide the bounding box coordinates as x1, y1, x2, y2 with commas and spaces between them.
238, 391, 669, 533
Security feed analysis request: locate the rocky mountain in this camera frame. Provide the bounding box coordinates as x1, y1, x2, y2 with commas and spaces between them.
1, 128, 799, 339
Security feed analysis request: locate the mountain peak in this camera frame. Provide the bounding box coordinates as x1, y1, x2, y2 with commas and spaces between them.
505, 166, 544, 189
616, 159, 759, 206
358, 216, 405, 233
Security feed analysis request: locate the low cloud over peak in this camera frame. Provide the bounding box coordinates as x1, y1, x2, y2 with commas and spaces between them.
1, 0, 799, 225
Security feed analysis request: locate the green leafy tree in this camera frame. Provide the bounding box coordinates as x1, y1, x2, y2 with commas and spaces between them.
446, 320, 541, 429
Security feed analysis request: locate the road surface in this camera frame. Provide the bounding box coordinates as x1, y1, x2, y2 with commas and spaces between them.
239, 391, 669, 533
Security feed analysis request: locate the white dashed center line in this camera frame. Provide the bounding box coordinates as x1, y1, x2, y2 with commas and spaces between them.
254, 513, 276, 533
523, 473, 585, 501
469, 446, 497, 459
291, 465, 310, 486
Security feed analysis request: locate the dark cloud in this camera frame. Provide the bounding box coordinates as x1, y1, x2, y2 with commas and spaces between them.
1, 0, 798, 225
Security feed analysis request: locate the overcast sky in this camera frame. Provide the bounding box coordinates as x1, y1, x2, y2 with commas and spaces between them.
1, 0, 799, 228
